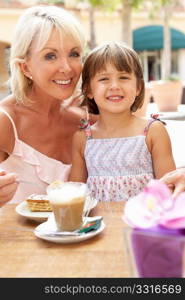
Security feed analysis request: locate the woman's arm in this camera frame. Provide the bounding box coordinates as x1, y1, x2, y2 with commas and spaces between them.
0, 110, 19, 204
69, 130, 88, 183
0, 169, 19, 206
0, 110, 16, 158
146, 121, 176, 179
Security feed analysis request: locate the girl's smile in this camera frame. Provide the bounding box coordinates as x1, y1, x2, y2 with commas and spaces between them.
106, 95, 124, 103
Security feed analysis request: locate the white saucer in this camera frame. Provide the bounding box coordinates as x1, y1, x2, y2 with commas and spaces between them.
15, 201, 50, 222
15, 196, 98, 223
34, 215, 105, 244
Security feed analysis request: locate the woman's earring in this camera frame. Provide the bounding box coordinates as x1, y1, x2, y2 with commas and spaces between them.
27, 75, 33, 85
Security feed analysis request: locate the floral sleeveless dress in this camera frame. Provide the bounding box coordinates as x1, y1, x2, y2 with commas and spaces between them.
82, 116, 162, 202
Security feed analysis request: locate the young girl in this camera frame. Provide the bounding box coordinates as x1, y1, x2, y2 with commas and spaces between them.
69, 42, 176, 201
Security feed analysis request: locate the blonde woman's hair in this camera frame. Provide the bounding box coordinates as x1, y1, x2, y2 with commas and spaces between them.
82, 41, 145, 114
10, 5, 86, 105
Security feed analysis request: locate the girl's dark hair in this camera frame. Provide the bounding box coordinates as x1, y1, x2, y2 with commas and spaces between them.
81, 42, 145, 114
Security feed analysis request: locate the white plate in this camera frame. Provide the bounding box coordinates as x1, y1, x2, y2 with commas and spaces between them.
34, 215, 105, 244
15, 196, 98, 223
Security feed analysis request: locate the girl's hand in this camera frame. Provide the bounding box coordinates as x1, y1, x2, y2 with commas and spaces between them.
0, 170, 19, 206
160, 168, 185, 198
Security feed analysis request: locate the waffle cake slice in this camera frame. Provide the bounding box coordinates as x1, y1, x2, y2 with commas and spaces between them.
26, 194, 52, 212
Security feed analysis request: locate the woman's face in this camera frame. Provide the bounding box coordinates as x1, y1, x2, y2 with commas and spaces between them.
24, 29, 83, 101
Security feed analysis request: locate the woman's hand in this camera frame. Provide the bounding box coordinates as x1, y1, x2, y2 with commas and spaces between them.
63, 89, 84, 108
160, 168, 185, 198
0, 169, 19, 206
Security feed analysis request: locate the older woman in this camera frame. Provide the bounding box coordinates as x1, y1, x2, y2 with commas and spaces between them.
0, 5, 86, 204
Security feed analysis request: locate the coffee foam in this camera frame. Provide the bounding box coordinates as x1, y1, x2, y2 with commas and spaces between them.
47, 182, 87, 204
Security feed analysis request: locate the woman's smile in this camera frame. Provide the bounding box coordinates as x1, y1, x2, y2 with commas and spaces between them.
53, 79, 71, 85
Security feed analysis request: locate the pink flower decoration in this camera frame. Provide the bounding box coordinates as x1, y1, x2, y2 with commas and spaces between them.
123, 179, 185, 229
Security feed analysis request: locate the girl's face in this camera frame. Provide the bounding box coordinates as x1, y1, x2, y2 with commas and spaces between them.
88, 63, 140, 114
22, 29, 83, 101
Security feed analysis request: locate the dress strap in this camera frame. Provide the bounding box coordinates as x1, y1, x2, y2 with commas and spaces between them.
79, 118, 92, 139
143, 114, 166, 136
0, 107, 18, 140
79, 106, 92, 139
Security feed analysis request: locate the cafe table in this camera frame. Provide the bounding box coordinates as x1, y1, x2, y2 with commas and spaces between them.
0, 202, 130, 278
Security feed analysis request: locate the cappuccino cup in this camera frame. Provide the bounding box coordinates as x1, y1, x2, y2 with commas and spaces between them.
47, 182, 88, 231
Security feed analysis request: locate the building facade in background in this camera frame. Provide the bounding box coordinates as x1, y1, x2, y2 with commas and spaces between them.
1, 0, 185, 93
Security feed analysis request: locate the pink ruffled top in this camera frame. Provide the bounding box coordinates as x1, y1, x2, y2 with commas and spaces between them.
0, 108, 71, 203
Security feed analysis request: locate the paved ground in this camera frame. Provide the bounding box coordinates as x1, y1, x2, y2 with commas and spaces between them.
147, 103, 185, 168
165, 119, 185, 168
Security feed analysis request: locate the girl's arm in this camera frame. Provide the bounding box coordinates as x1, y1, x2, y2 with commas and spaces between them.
68, 130, 88, 183
146, 121, 176, 179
